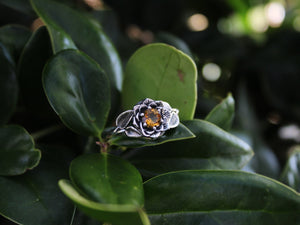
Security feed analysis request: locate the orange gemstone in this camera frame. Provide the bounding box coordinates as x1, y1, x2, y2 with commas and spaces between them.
144, 108, 161, 128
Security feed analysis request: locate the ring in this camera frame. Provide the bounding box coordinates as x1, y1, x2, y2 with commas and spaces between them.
114, 98, 180, 139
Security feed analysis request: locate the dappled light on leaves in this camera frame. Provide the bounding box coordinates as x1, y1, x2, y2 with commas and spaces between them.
126, 25, 154, 44
279, 124, 300, 142
202, 63, 221, 82
84, 0, 104, 10
265, 2, 285, 28
247, 5, 268, 33
218, 1, 286, 36
187, 13, 209, 32
293, 16, 300, 32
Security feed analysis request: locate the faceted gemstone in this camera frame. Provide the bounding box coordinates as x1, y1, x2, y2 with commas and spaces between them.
143, 108, 161, 128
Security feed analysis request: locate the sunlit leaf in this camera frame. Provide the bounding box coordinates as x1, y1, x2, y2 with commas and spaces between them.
123, 43, 197, 120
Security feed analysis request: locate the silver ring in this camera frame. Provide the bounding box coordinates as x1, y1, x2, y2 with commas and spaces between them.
114, 98, 180, 139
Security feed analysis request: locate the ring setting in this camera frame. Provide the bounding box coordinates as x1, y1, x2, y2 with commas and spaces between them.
114, 98, 180, 139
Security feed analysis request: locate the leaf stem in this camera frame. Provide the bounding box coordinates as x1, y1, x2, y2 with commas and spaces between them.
97, 134, 109, 153
31, 124, 64, 140
69, 206, 76, 225
97, 141, 109, 153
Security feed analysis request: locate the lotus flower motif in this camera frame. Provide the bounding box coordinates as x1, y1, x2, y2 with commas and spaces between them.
114, 98, 179, 138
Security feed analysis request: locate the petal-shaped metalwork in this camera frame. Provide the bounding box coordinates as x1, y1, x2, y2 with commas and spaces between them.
125, 126, 142, 137
169, 112, 180, 128
114, 98, 180, 139
150, 131, 163, 138
115, 110, 133, 128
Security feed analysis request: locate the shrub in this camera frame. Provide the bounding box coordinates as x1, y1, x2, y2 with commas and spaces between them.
0, 1, 299, 225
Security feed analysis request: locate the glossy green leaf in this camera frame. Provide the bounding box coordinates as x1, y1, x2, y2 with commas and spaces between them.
91, 9, 120, 47
70, 153, 144, 206
0, 125, 41, 176
59, 153, 150, 225
205, 93, 235, 130
122, 43, 197, 120
31, 1, 76, 52
43, 49, 110, 137
59, 180, 150, 225
0, 145, 75, 225
18, 26, 53, 114
280, 146, 300, 192
0, 45, 18, 125
144, 170, 300, 225
129, 120, 253, 177
0, 25, 31, 64
31, 0, 123, 92
30, 0, 76, 52
109, 123, 195, 148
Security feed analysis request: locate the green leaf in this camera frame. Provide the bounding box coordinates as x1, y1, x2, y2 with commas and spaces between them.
144, 170, 300, 225
0, 0, 35, 16
59, 180, 150, 225
0, 125, 41, 176
122, 43, 197, 120
0, 45, 18, 125
31, 0, 76, 52
91, 9, 120, 47
205, 93, 235, 130
69, 153, 144, 206
18, 26, 53, 115
43, 49, 110, 137
59, 153, 150, 225
31, 0, 123, 92
0, 145, 75, 225
0, 25, 31, 64
280, 146, 300, 192
109, 123, 195, 148
129, 120, 253, 177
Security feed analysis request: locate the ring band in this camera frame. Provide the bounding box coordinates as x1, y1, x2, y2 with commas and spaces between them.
114, 98, 180, 139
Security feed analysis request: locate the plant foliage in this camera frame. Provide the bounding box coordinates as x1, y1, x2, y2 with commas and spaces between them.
0, 0, 299, 225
